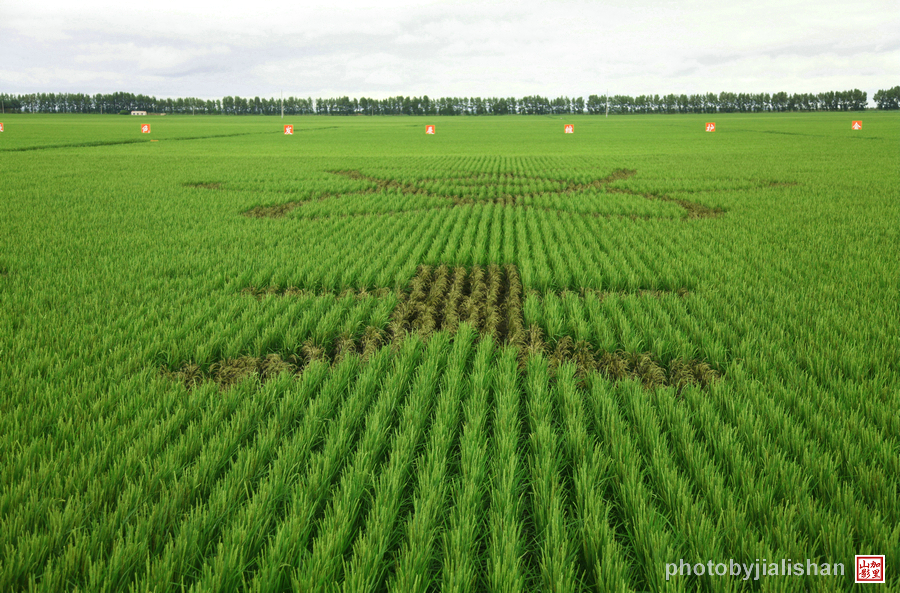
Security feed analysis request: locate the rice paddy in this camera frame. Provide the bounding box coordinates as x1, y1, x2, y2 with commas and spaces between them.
0, 111, 897, 592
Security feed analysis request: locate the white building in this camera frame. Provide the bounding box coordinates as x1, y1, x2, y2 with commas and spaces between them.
131, 111, 147, 116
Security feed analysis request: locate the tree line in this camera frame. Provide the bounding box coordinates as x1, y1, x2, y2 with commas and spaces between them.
2, 87, 897, 116
315, 90, 877, 115
0, 93, 315, 115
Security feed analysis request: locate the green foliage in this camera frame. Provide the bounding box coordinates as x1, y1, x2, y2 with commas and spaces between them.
3, 87, 885, 115
0, 112, 898, 591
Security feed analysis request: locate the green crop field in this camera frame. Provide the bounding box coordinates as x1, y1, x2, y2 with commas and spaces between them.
1, 112, 897, 592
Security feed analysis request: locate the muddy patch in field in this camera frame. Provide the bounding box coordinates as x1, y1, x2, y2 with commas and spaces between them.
163, 332, 388, 390
168, 264, 718, 391
523, 330, 719, 390
597, 168, 638, 184
548, 287, 691, 300
166, 334, 716, 392
240, 170, 434, 218
386, 264, 527, 349
243, 201, 310, 218
240, 168, 726, 219
655, 193, 723, 218
240, 286, 395, 299
584, 170, 723, 219
164, 327, 394, 390
183, 182, 225, 190
329, 169, 430, 196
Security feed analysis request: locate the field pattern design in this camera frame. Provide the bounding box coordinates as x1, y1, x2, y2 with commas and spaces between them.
3, 115, 898, 593
241, 167, 724, 219
169, 265, 717, 391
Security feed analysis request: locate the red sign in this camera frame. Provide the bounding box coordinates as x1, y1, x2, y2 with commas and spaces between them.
705, 122, 716, 132
852, 120, 862, 130
855, 556, 884, 583
284, 125, 293, 135
0, 122, 4, 133
564, 124, 574, 134
425, 125, 435, 134
141, 124, 151, 134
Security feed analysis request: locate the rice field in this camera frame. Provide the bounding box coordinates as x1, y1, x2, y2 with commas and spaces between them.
0, 112, 898, 592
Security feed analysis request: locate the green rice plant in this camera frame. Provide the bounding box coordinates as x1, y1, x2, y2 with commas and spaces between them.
133, 360, 353, 592
559, 290, 592, 343
309, 296, 355, 348
2, 112, 898, 591
600, 294, 644, 353
399, 211, 454, 286
2, 371, 287, 591
424, 214, 461, 265
440, 266, 468, 336
522, 290, 543, 332
334, 334, 451, 593
619, 382, 734, 592
441, 333, 493, 593
553, 364, 630, 593
471, 204, 493, 265
649, 380, 778, 580
482, 264, 503, 341
389, 324, 475, 592
487, 347, 527, 593
524, 214, 552, 292
336, 222, 403, 289
371, 209, 445, 289
488, 204, 504, 263
524, 355, 579, 591
504, 264, 526, 348
11, 366, 318, 591
462, 265, 487, 333
512, 208, 534, 287
541, 291, 566, 343
437, 208, 472, 264
688, 377, 863, 570
250, 338, 423, 593
191, 348, 392, 592
501, 205, 516, 264
587, 379, 681, 592
698, 374, 899, 572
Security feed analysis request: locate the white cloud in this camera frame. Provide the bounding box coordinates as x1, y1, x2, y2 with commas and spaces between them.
1, 0, 897, 99
363, 68, 406, 87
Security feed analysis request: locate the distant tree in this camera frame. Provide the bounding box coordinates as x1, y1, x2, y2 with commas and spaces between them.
787, 93, 798, 111
874, 86, 900, 109
3, 87, 882, 116
572, 96, 585, 114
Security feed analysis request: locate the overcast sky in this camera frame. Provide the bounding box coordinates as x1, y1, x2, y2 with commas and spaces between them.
2, 0, 897, 102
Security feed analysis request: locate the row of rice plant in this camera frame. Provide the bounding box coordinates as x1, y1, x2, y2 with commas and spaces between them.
2, 114, 897, 590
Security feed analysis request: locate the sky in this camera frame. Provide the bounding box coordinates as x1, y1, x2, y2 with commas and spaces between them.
1, 0, 897, 102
